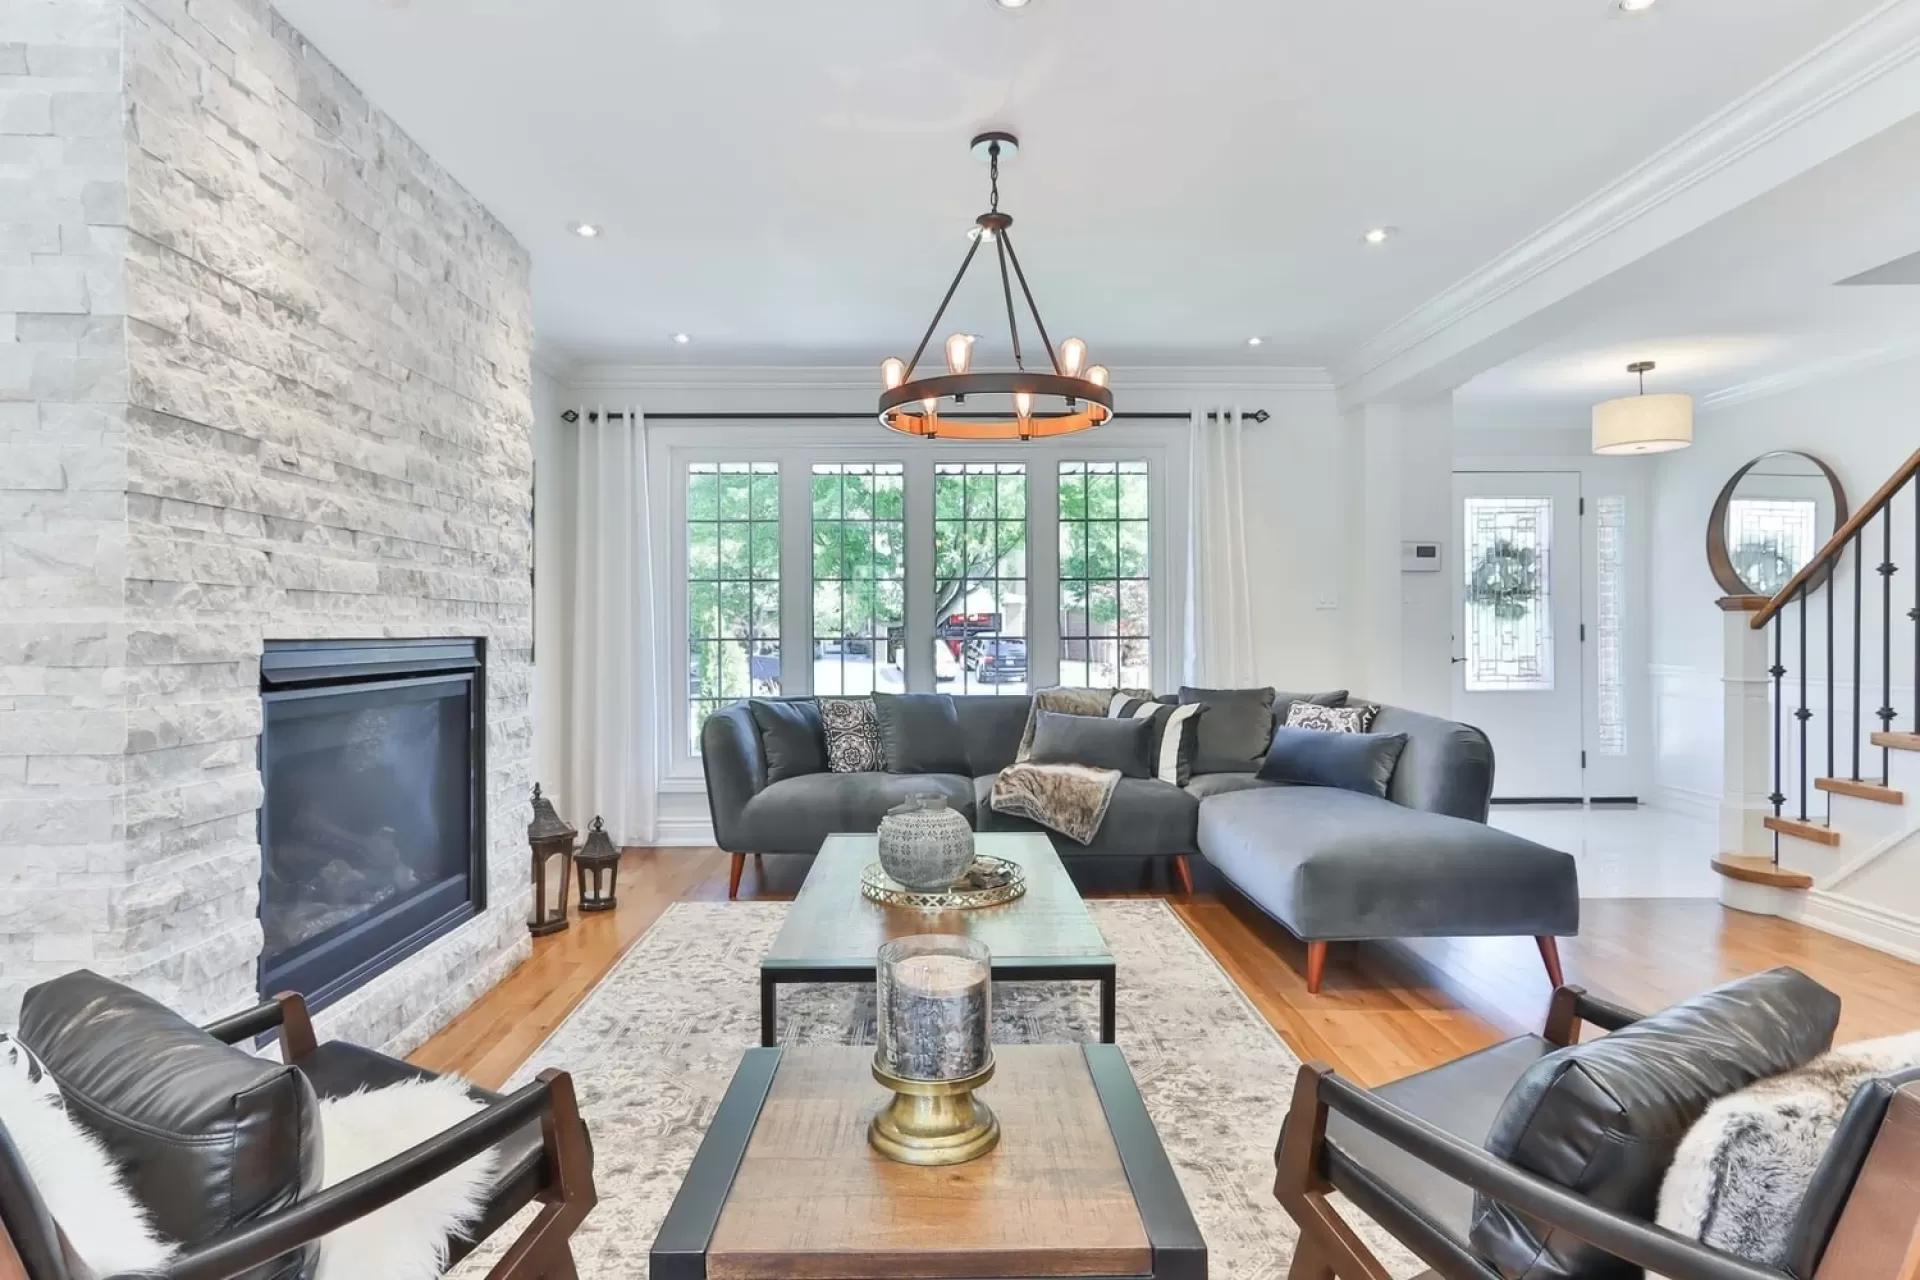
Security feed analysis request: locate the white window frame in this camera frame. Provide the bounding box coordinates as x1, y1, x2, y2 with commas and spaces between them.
650, 420, 1186, 785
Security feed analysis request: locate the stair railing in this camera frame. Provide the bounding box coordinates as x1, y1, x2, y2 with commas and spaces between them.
1751, 447, 1920, 861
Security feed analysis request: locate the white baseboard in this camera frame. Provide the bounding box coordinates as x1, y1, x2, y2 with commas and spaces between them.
1796, 890, 1920, 966
1651, 784, 1719, 822
651, 814, 716, 847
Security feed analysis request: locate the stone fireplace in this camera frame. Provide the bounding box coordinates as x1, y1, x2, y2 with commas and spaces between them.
4, 0, 534, 1052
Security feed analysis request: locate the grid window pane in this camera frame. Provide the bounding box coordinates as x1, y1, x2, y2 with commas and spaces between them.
1596, 495, 1627, 756
1463, 495, 1554, 691
935, 463, 1028, 696
1059, 461, 1150, 690
689, 463, 780, 748
812, 464, 906, 696
1728, 498, 1818, 596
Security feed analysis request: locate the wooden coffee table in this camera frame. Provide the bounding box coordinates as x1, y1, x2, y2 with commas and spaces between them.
759, 832, 1116, 1046
652, 1044, 1206, 1279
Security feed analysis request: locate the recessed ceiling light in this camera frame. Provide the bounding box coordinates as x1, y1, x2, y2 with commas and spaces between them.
1246, 337, 1264, 347
1618, 0, 1658, 10
671, 333, 691, 345
990, 0, 1032, 8
1362, 226, 1396, 245
570, 222, 601, 238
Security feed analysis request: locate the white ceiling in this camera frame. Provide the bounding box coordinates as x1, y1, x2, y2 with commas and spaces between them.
273, 0, 1885, 370
1456, 107, 1920, 418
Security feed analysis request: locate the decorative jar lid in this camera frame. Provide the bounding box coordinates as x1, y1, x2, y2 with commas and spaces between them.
528, 783, 577, 841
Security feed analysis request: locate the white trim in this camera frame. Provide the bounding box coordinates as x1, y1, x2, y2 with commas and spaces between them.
1795, 890, 1920, 964
563, 362, 1333, 394
1698, 336, 1920, 413
1653, 784, 1722, 822
652, 814, 717, 847
1337, 0, 1920, 397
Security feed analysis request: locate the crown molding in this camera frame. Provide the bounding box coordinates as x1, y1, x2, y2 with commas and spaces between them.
1336, 0, 1920, 398
558, 362, 1333, 394
1699, 335, 1920, 413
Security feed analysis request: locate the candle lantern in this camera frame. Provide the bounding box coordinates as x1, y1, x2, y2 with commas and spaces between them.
575, 816, 620, 913
526, 783, 576, 937
869, 935, 999, 1166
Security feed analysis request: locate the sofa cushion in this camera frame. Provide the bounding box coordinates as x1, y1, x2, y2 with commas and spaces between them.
1110, 695, 1207, 785
1257, 725, 1408, 798
1179, 686, 1274, 774
1184, 772, 1287, 799
739, 771, 976, 853
874, 692, 970, 774
977, 773, 1199, 856
1196, 786, 1579, 940
818, 697, 883, 773
1030, 709, 1153, 778
954, 695, 1035, 775
1369, 704, 1494, 821
19, 970, 323, 1280
1471, 967, 1842, 1280
747, 698, 826, 782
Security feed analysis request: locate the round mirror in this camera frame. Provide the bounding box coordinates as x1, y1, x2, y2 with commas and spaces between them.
1707, 451, 1848, 598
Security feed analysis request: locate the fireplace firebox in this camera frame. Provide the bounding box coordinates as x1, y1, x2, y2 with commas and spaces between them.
258, 638, 486, 1011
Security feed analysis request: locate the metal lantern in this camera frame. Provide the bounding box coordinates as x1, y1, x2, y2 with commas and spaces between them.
527, 783, 576, 936
575, 816, 620, 913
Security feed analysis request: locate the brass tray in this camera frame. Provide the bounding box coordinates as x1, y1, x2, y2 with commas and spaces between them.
860, 856, 1027, 910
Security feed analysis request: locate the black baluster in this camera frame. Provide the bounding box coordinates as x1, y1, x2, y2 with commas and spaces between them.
1853, 532, 1863, 781
1770, 614, 1786, 866
1797, 587, 1810, 822
1881, 508, 1897, 781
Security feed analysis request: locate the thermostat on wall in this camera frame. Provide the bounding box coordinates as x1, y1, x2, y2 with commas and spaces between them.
1402, 541, 1441, 572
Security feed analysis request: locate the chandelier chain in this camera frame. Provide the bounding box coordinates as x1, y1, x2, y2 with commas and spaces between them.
989, 142, 1000, 214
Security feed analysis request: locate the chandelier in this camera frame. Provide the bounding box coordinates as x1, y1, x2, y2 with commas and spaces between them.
878, 132, 1113, 441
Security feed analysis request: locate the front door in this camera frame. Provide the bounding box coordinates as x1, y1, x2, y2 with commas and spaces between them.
1452, 471, 1584, 800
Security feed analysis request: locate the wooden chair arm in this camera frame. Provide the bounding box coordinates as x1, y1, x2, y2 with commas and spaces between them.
199, 992, 317, 1060
109, 1069, 588, 1280
1283, 1063, 1785, 1280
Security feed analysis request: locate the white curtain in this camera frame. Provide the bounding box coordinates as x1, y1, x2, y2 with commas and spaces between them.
1185, 406, 1258, 687
564, 405, 657, 846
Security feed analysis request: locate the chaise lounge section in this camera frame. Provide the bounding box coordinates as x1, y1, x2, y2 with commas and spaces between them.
703, 693, 1578, 993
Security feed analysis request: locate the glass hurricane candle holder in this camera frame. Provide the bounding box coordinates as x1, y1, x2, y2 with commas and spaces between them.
869, 935, 999, 1165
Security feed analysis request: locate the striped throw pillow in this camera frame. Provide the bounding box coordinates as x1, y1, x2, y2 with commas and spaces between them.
1108, 694, 1207, 786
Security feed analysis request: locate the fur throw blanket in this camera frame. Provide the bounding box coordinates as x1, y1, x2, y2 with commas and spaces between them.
1655, 1030, 1920, 1274
990, 761, 1120, 846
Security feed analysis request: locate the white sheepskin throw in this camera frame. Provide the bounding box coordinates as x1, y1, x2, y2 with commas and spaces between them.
1656, 1030, 1920, 1273
0, 1034, 177, 1275
316, 1075, 499, 1280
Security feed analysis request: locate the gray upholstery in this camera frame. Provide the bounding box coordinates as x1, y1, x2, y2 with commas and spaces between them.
1372, 704, 1495, 822
735, 770, 976, 853
955, 696, 1033, 775
975, 773, 1199, 856
1197, 787, 1579, 940
1183, 772, 1286, 798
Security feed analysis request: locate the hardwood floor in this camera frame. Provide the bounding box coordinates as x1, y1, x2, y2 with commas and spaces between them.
412, 847, 1920, 1090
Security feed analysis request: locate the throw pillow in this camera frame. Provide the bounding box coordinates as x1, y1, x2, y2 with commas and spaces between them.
1109, 694, 1207, 785
747, 698, 826, 782
1257, 725, 1408, 798
1470, 966, 1842, 1280
1274, 688, 1350, 724
1286, 701, 1379, 733
0, 1035, 175, 1276
1178, 686, 1276, 773
817, 697, 882, 773
873, 692, 970, 774
1029, 710, 1153, 778
1016, 687, 1146, 761
315, 1076, 500, 1280
1656, 1031, 1920, 1273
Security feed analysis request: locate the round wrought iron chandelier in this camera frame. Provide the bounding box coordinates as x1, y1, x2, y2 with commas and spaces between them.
878, 132, 1113, 441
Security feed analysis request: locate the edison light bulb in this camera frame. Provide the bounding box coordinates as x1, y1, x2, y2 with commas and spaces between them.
1060, 337, 1087, 378
1014, 390, 1033, 418
881, 356, 905, 390
945, 333, 975, 376
1086, 364, 1109, 388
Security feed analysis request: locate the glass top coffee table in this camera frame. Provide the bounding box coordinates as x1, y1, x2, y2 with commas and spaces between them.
759, 832, 1117, 1046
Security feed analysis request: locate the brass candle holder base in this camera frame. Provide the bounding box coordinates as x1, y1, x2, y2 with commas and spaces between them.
868, 1056, 1000, 1166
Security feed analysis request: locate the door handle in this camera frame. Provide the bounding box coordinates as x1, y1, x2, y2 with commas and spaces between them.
1450, 656, 1467, 664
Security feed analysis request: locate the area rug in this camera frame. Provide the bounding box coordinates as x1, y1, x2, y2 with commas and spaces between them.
451, 900, 1424, 1279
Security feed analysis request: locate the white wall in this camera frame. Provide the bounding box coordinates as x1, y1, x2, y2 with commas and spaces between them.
1648, 355, 1920, 813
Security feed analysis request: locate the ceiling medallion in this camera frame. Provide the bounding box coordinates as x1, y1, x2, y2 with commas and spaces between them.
878, 131, 1112, 441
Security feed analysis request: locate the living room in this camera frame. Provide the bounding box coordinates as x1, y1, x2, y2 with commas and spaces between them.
6, 0, 1920, 1277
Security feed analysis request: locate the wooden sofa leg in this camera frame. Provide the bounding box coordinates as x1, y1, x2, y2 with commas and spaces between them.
1173, 854, 1194, 895
728, 852, 745, 900
1536, 936, 1565, 988
1305, 941, 1328, 995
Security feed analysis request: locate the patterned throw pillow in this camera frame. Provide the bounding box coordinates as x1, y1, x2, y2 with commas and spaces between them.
1108, 695, 1207, 786
816, 697, 882, 773
1286, 701, 1379, 734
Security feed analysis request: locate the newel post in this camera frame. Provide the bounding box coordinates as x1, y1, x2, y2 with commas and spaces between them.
1718, 595, 1774, 863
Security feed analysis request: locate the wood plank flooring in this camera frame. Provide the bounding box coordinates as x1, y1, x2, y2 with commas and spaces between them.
412, 848, 1920, 1090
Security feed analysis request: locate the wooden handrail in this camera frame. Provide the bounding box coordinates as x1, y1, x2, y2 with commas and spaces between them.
1753, 445, 1920, 628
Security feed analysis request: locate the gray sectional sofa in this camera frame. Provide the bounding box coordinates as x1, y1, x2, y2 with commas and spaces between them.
701, 693, 1578, 993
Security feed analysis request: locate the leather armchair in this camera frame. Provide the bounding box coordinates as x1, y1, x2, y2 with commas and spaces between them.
1276, 970, 1864, 1280
0, 979, 595, 1280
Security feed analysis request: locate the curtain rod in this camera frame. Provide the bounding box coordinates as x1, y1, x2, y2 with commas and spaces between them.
559, 409, 1270, 424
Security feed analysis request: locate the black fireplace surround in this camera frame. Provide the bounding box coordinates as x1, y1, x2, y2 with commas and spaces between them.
258, 638, 487, 1012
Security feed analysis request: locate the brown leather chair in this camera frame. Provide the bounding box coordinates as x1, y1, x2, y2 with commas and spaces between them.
0, 971, 594, 1280
1275, 968, 1911, 1280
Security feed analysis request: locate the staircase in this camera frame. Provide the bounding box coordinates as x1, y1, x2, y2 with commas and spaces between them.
1713, 448, 1920, 959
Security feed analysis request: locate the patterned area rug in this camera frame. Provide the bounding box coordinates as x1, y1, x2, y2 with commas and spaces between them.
452, 900, 1423, 1279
